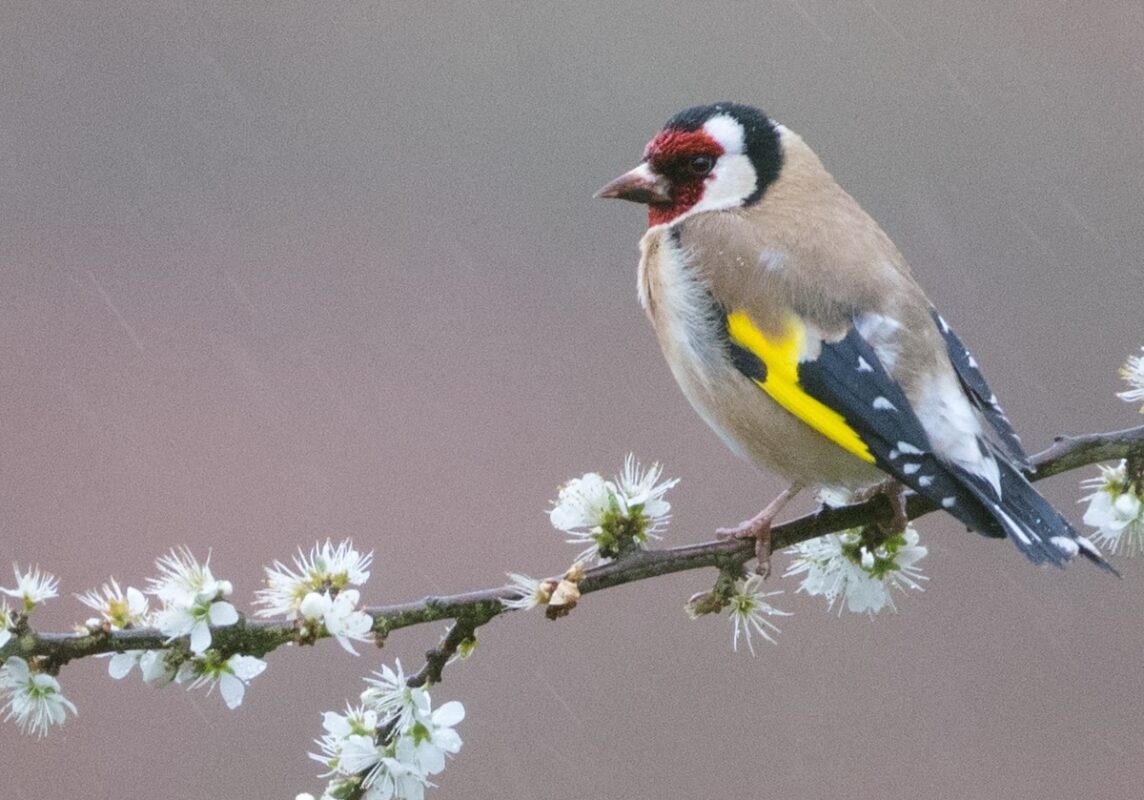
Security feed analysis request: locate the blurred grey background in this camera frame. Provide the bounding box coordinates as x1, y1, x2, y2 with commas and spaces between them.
2, 2, 1142, 798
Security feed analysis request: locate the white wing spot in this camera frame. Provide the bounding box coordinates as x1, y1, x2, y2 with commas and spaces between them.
857, 356, 874, 373
917, 475, 934, 488
1050, 536, 1079, 558
1076, 536, 1102, 557
967, 355, 979, 369
937, 314, 950, 333
896, 441, 923, 455
902, 463, 921, 475
941, 497, 956, 508
872, 397, 896, 411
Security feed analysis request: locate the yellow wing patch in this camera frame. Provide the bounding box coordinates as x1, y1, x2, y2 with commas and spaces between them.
725, 310, 875, 463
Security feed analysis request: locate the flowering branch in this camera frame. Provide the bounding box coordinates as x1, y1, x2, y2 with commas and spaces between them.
3, 419, 1142, 798
582, 424, 1144, 587
5, 423, 1142, 676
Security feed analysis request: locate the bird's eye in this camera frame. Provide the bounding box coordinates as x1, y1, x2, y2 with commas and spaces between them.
688, 154, 715, 176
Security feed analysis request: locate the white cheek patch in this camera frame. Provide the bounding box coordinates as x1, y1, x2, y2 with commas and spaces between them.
664, 113, 758, 219
692, 153, 759, 215
651, 112, 762, 225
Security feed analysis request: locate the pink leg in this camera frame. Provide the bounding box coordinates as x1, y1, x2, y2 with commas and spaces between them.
717, 483, 803, 577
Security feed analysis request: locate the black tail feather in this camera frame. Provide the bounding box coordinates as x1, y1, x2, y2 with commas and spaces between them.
951, 458, 1118, 575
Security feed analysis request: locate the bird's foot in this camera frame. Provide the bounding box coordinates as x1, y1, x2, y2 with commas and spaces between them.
717, 512, 776, 577
852, 479, 909, 536
716, 483, 803, 578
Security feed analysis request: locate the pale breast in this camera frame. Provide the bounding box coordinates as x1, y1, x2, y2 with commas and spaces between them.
637, 225, 884, 489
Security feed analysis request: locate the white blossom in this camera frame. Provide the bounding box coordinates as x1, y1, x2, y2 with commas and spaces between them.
550, 472, 613, 534
616, 454, 679, 526
1, 564, 59, 611
500, 573, 551, 611
148, 546, 231, 606
311, 703, 432, 800
299, 589, 375, 655
255, 539, 372, 619
549, 455, 679, 563
360, 660, 426, 732
153, 596, 239, 655
727, 575, 790, 655
139, 649, 176, 683
105, 649, 169, 683
784, 526, 928, 615
310, 704, 381, 777
148, 547, 238, 654
216, 654, 267, 709
358, 737, 431, 800
107, 650, 145, 680
338, 734, 386, 778
179, 653, 267, 709
0, 656, 77, 737
1118, 347, 1144, 411
76, 579, 149, 630
1081, 461, 1144, 556
106, 649, 174, 684
313, 661, 465, 799
326, 704, 380, 738
0, 600, 14, 650
407, 699, 464, 776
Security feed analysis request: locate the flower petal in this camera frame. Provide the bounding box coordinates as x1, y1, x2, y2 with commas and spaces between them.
209, 601, 239, 626
219, 673, 245, 709
189, 622, 211, 654
432, 700, 465, 727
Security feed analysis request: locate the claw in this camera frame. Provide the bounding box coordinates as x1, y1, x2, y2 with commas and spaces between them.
886, 483, 909, 534
718, 483, 802, 577
851, 479, 909, 535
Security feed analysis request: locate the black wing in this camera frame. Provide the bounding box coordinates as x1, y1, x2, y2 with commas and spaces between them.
930, 309, 1031, 470
794, 325, 1007, 539
720, 309, 1108, 569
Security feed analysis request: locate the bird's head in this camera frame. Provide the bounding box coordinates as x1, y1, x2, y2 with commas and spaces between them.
596, 102, 783, 227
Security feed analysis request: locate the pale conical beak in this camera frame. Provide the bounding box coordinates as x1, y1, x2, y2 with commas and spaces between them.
594, 163, 671, 205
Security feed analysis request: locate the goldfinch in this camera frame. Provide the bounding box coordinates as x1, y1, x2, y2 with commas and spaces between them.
596, 102, 1110, 573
